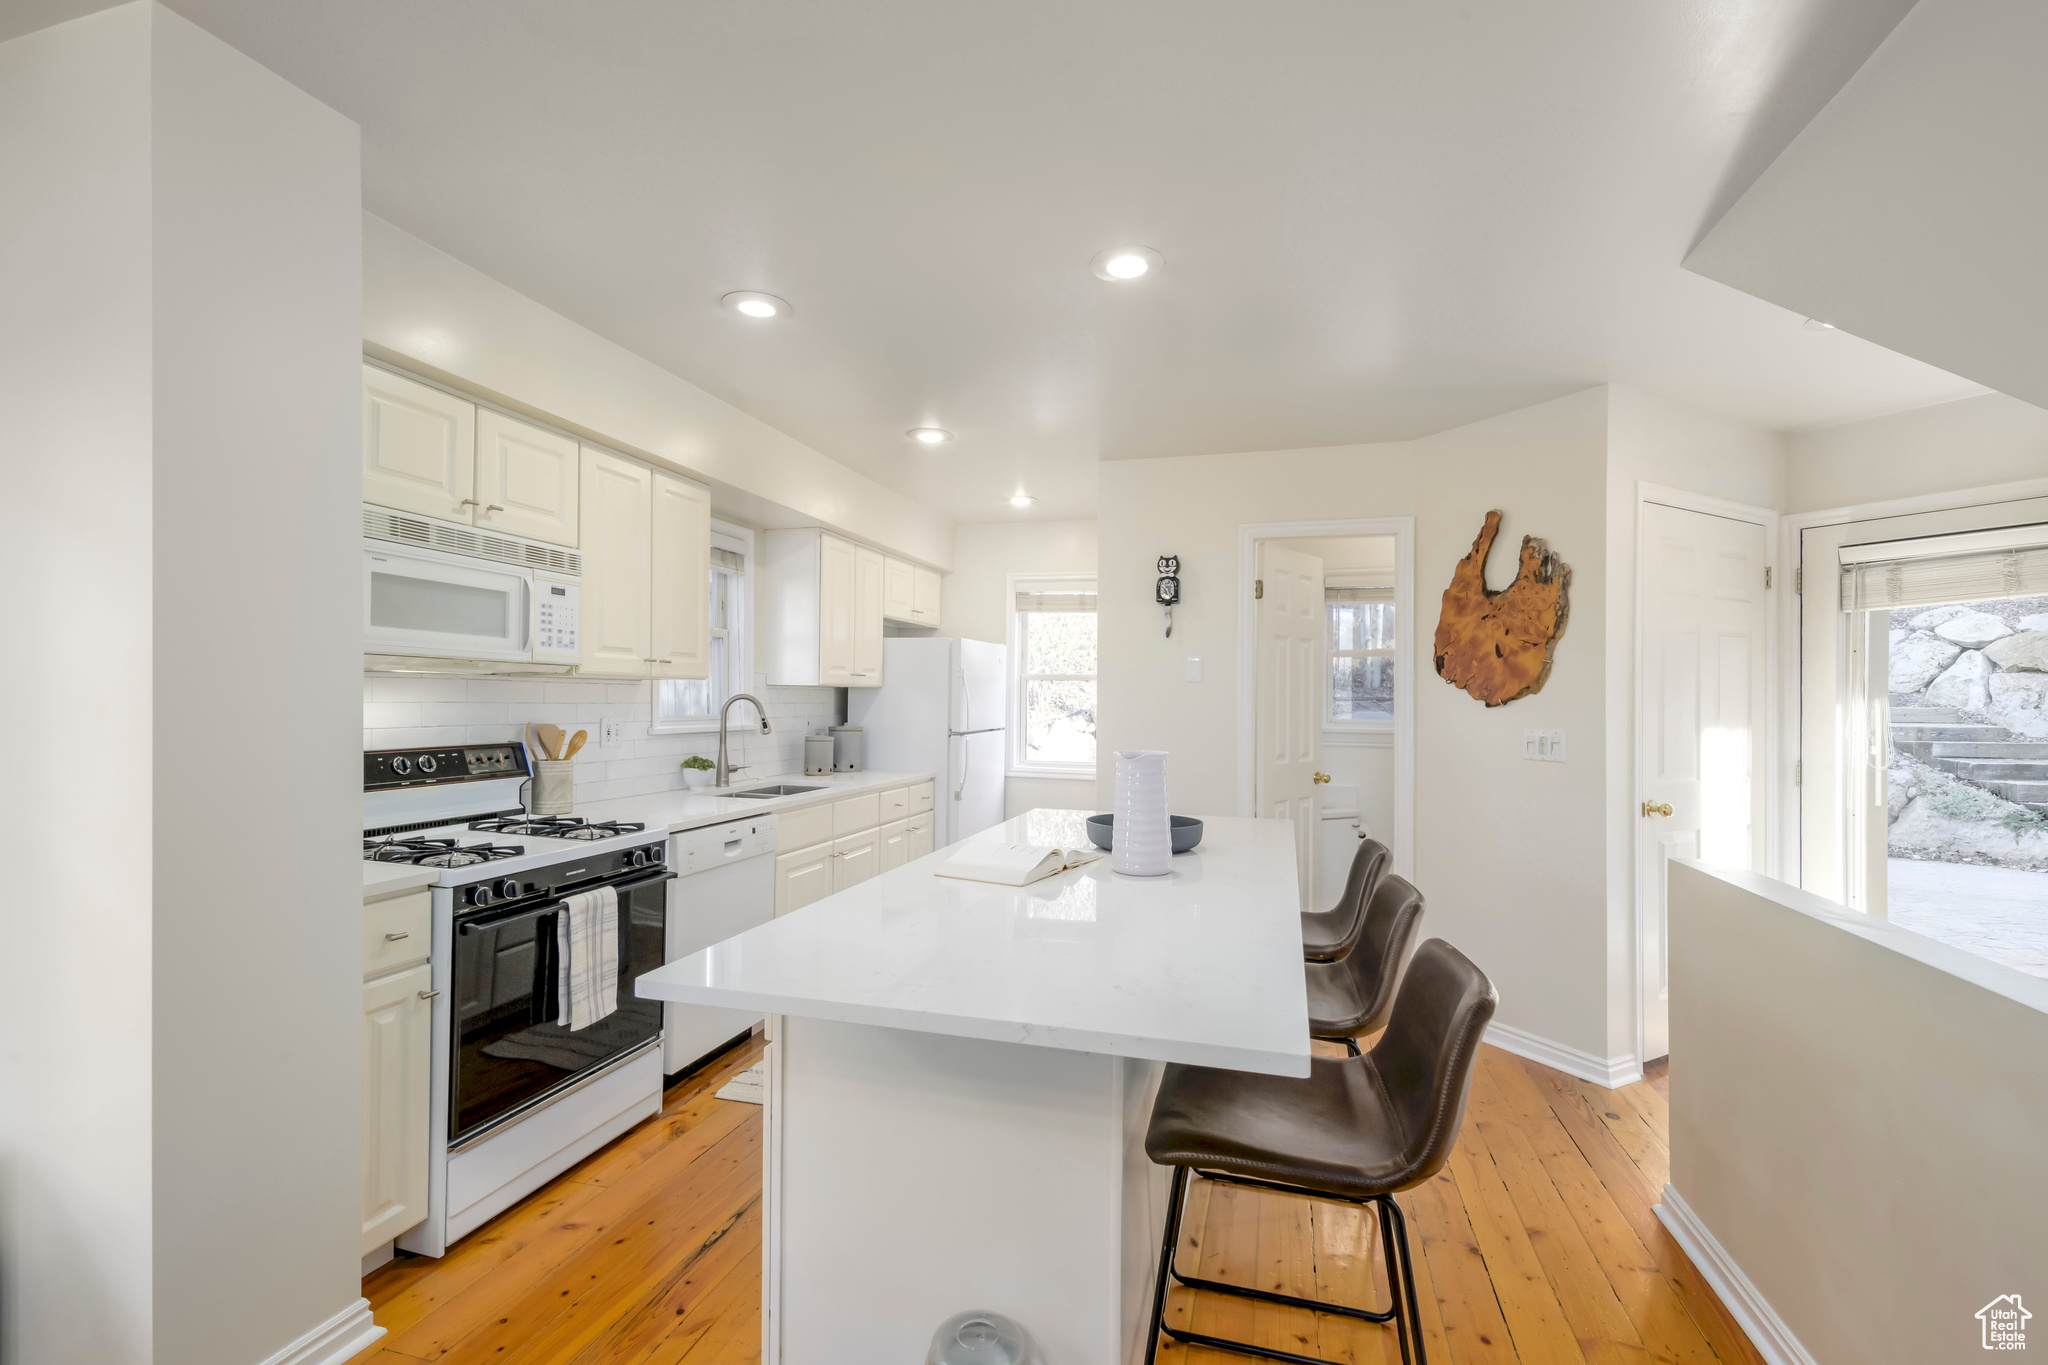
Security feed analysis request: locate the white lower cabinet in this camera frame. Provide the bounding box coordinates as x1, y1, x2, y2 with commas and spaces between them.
773, 783, 929, 909
877, 818, 910, 873
906, 815, 934, 859
362, 961, 432, 1255
833, 829, 879, 890
775, 841, 837, 917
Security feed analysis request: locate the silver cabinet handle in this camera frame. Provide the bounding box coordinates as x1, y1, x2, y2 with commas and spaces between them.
459, 498, 480, 508
385, 931, 410, 941
418, 990, 441, 1000
484, 504, 505, 512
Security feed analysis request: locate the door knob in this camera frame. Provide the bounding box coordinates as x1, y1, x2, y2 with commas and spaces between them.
1312, 772, 1331, 784
1641, 801, 1673, 818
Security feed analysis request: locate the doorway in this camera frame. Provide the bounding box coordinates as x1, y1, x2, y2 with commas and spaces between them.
1636, 491, 1775, 1063
1236, 519, 1416, 911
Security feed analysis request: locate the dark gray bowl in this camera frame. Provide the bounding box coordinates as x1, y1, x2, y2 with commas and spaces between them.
1085, 813, 1204, 854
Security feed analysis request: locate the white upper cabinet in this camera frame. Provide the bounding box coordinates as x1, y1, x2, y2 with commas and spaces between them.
883, 557, 916, 622
579, 447, 653, 677
650, 470, 711, 680
912, 565, 942, 624
362, 364, 476, 523
820, 533, 859, 686
474, 409, 578, 547
853, 546, 885, 683
763, 529, 883, 688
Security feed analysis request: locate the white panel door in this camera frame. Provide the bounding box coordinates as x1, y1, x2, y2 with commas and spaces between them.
853, 545, 886, 686
912, 566, 943, 624
818, 534, 858, 686
877, 818, 911, 873
651, 470, 712, 680
1639, 502, 1769, 1061
474, 409, 578, 547
362, 364, 476, 522
578, 447, 653, 677
834, 829, 880, 890
882, 556, 916, 622
905, 817, 934, 859
776, 842, 836, 916
1255, 543, 1325, 910
362, 964, 431, 1254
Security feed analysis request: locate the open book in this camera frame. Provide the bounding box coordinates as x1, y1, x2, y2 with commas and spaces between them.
936, 841, 1105, 887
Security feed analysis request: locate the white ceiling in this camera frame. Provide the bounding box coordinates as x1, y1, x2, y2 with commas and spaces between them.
20, 0, 1988, 522
1685, 0, 2048, 414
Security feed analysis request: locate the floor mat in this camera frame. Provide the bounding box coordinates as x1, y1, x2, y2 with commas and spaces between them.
716, 1064, 765, 1104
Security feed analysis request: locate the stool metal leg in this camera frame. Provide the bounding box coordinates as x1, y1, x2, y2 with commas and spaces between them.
1143, 1166, 1192, 1365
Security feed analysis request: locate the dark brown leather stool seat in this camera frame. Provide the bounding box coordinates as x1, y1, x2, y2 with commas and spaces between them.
1305, 873, 1425, 1054
1300, 836, 1390, 961
1142, 939, 1497, 1365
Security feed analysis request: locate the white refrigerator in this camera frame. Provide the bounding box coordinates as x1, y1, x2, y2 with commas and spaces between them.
848, 637, 1007, 849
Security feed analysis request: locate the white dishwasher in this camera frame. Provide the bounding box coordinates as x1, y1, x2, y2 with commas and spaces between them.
664, 812, 778, 1075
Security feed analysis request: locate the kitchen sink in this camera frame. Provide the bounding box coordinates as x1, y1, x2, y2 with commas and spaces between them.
729, 783, 825, 798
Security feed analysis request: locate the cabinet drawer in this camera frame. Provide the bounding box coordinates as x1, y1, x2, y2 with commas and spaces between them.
909, 781, 935, 815
832, 792, 880, 836
364, 889, 431, 979
879, 786, 910, 822
776, 801, 835, 853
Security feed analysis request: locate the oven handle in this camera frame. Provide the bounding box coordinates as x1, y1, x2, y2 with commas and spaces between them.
455, 866, 675, 935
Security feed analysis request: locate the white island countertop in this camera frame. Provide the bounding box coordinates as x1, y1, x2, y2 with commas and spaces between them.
637, 809, 1312, 1077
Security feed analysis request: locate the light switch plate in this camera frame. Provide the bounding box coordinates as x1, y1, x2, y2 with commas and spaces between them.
1522, 729, 1566, 762
1185, 658, 1203, 682
600, 717, 624, 749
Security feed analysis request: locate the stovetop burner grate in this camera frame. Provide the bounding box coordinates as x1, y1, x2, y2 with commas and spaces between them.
363, 836, 528, 866
467, 815, 649, 840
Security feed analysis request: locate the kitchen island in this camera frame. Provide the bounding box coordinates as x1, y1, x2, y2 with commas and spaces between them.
636, 808, 1309, 1365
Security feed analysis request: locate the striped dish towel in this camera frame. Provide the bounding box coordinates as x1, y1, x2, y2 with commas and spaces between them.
556, 885, 618, 1031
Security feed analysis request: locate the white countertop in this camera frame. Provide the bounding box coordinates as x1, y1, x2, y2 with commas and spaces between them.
636, 809, 1313, 1076
576, 768, 936, 836
362, 863, 437, 898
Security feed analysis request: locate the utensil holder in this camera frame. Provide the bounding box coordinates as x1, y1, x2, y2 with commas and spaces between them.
1111, 750, 1172, 877
532, 760, 575, 815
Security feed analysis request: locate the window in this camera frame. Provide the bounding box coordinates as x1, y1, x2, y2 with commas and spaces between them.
1009, 577, 1097, 774
654, 530, 749, 731
1327, 578, 1394, 726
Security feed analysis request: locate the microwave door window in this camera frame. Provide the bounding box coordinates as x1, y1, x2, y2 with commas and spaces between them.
370, 571, 513, 641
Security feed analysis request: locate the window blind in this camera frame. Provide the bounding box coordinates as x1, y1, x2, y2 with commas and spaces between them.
1326, 584, 1394, 605
710, 546, 745, 572
1837, 522, 2048, 613
1015, 590, 1097, 612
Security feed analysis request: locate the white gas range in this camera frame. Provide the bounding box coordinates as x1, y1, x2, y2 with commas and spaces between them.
363, 744, 673, 1257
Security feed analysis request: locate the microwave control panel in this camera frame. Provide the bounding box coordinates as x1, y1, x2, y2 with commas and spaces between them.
534, 578, 581, 659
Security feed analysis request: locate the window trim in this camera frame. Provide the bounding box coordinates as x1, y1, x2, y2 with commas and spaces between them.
1006, 571, 1099, 779
1325, 579, 1396, 734
650, 519, 753, 735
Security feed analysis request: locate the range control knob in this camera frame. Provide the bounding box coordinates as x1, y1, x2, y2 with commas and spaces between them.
628, 848, 649, 868
417, 754, 438, 774
497, 878, 522, 900
391, 755, 413, 776
648, 845, 664, 863
468, 885, 493, 907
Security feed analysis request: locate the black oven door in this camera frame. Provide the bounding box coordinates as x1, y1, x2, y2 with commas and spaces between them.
448, 866, 673, 1145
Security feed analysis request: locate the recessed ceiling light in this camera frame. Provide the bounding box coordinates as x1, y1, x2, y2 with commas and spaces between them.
909, 427, 952, 445
722, 290, 791, 320
1009, 494, 1035, 507
1803, 317, 1838, 331
1090, 246, 1164, 282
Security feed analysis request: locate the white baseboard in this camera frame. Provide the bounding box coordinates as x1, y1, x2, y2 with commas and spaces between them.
254, 1298, 383, 1365
1655, 1184, 1816, 1365
1484, 1021, 1643, 1088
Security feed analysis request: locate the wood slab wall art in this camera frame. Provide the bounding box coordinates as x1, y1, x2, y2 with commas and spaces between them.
1433, 510, 1571, 706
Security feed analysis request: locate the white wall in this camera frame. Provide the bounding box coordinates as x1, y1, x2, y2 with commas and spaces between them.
0, 10, 155, 1362
1098, 390, 1617, 1059
942, 519, 1101, 817
363, 215, 954, 569
1, 7, 367, 1364
1786, 390, 2048, 512
1667, 861, 2048, 1364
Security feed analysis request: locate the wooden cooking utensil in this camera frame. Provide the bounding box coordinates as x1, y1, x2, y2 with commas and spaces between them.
562, 730, 588, 761
536, 723, 567, 762
528, 723, 547, 760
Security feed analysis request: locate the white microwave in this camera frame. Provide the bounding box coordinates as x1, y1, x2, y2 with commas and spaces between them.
363, 539, 580, 666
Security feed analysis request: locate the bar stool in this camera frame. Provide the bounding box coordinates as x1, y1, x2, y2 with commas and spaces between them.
1300, 836, 1390, 962
1142, 939, 1497, 1365
1307, 874, 1425, 1055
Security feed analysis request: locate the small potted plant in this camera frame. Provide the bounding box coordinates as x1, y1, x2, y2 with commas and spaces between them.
680, 755, 716, 790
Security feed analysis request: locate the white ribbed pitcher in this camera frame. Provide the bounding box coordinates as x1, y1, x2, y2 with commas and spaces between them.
1112, 750, 1172, 876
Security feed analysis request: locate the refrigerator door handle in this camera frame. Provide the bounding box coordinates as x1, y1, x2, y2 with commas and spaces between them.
956, 664, 969, 733
953, 736, 967, 801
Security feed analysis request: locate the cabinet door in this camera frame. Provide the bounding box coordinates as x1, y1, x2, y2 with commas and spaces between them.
362, 365, 476, 523
475, 410, 579, 547
834, 829, 879, 890
362, 964, 432, 1254
578, 447, 653, 676
876, 818, 910, 873
882, 556, 916, 622
651, 470, 712, 679
905, 817, 934, 859
912, 566, 943, 623
775, 841, 835, 916
818, 533, 858, 687
853, 545, 886, 686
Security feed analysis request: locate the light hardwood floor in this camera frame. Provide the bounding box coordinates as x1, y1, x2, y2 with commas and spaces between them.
350, 1040, 1759, 1365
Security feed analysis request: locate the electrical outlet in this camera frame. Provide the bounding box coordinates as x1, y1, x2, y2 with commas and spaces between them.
1522, 729, 1566, 762
600, 717, 624, 749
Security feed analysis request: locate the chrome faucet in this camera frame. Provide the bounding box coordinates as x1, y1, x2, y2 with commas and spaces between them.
716, 693, 771, 788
